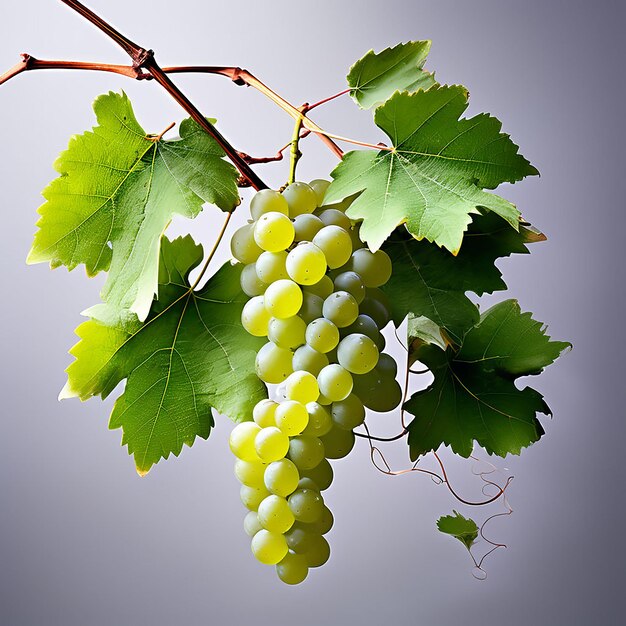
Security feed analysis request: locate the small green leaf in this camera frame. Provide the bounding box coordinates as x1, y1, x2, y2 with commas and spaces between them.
437, 511, 479, 550
325, 86, 538, 253
28, 91, 240, 321
61, 235, 266, 475
405, 300, 571, 459
348, 41, 436, 109
407, 314, 449, 363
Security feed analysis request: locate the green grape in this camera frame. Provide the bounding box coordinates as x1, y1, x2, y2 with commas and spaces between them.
300, 505, 334, 535
298, 292, 324, 324
293, 213, 324, 242
284, 371, 320, 404
350, 248, 392, 287
241, 296, 270, 337
240, 263, 267, 297
253, 399, 277, 428
257, 495, 295, 533
251, 529, 289, 565
333, 271, 366, 304
312, 225, 353, 269
255, 426, 290, 462
300, 458, 333, 491
318, 208, 352, 231
264, 279, 303, 319
292, 345, 329, 377
297, 477, 319, 491
288, 436, 325, 470
275, 400, 309, 436
317, 364, 353, 402
264, 458, 300, 497
320, 424, 355, 459
255, 250, 288, 284
317, 392, 333, 406
331, 393, 366, 430
254, 211, 295, 252
267, 315, 306, 349
303, 275, 334, 299
243, 510, 263, 537
359, 294, 390, 329
288, 488, 324, 523
285, 525, 314, 554
337, 333, 379, 374
309, 179, 331, 205
376, 353, 398, 379
305, 534, 331, 568
352, 368, 402, 412
305, 318, 340, 353
286, 242, 327, 285
250, 189, 289, 220
343, 314, 385, 350
231, 222, 263, 264
229, 422, 262, 462
276, 552, 309, 585
322, 291, 359, 328
234, 458, 266, 487
240, 484, 271, 511
302, 402, 333, 437
282, 182, 318, 216
255, 341, 293, 384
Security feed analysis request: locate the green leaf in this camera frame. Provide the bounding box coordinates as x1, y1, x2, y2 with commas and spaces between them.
405, 300, 571, 459
347, 41, 436, 109
60, 235, 266, 475
325, 86, 538, 253
28, 91, 240, 321
437, 511, 479, 550
407, 314, 449, 364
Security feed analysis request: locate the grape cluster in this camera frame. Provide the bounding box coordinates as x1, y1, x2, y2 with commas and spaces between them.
230, 180, 401, 584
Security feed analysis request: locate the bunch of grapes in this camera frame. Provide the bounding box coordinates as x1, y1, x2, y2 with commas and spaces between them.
229, 180, 402, 584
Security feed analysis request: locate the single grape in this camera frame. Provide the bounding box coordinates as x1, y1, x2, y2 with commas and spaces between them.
255, 341, 293, 384
331, 393, 366, 430
231, 222, 262, 264
300, 458, 333, 491
255, 426, 290, 462
298, 292, 324, 324
240, 484, 271, 511
292, 345, 329, 377
285, 525, 314, 554
276, 552, 309, 585
376, 352, 398, 379
293, 213, 324, 242
303, 275, 334, 300
343, 314, 385, 350
282, 182, 318, 216
300, 504, 334, 535
254, 211, 295, 252
275, 400, 309, 436
284, 371, 320, 404
317, 364, 353, 402
305, 534, 331, 568
322, 291, 359, 328
350, 248, 392, 287
267, 315, 306, 349
234, 459, 266, 487
286, 242, 327, 285
320, 424, 355, 459
257, 495, 295, 533
250, 189, 289, 220
253, 399, 277, 428
312, 225, 353, 269
229, 422, 262, 462
288, 436, 325, 470
309, 179, 331, 205
337, 333, 379, 374
288, 488, 324, 523
297, 477, 319, 491
264, 279, 303, 319
240, 263, 267, 297
243, 510, 263, 537
305, 318, 340, 353
264, 458, 300, 497
255, 250, 288, 284
318, 208, 352, 231
241, 296, 270, 337
352, 368, 402, 412
251, 529, 289, 565
302, 402, 333, 437
316, 392, 333, 406
333, 271, 366, 304
359, 294, 390, 329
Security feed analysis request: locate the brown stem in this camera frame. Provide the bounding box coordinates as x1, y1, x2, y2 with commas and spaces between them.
306, 88, 351, 112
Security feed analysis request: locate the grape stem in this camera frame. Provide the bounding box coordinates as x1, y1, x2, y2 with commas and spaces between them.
190, 211, 233, 291
287, 104, 309, 185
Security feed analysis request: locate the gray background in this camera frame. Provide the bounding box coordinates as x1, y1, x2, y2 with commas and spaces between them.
1, 1, 624, 624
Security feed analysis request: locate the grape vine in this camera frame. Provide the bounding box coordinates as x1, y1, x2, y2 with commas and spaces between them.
1, 0, 570, 584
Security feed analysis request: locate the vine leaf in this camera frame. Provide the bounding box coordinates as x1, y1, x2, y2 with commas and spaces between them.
60, 235, 266, 475
27, 91, 240, 322
347, 41, 436, 109
405, 299, 571, 459
437, 511, 479, 550
325, 86, 538, 253
382, 212, 545, 342
407, 314, 449, 361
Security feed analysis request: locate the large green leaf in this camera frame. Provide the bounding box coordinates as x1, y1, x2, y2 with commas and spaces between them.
325, 86, 538, 253
347, 41, 436, 109
437, 511, 479, 550
61, 235, 266, 475
405, 300, 570, 459
28, 91, 240, 321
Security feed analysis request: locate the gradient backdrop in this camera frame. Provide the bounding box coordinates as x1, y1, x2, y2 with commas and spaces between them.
1, 1, 624, 624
